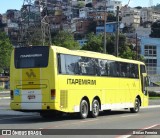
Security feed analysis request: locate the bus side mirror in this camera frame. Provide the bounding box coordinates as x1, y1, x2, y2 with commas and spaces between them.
145, 76, 150, 87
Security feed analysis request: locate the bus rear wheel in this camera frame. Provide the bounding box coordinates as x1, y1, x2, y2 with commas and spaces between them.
80, 99, 89, 119
91, 99, 100, 118
130, 98, 140, 113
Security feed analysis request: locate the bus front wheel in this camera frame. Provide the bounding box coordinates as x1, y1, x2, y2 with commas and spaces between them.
80, 99, 89, 119
91, 99, 100, 118
130, 98, 140, 113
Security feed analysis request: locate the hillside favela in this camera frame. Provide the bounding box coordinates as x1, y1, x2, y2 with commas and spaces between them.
0, 0, 160, 137
1, 0, 159, 90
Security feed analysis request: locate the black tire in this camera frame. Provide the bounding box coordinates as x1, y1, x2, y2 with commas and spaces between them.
80, 99, 89, 119
130, 98, 140, 113
91, 99, 100, 118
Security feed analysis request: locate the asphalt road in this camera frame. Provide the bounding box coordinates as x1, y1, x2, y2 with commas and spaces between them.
0, 91, 160, 138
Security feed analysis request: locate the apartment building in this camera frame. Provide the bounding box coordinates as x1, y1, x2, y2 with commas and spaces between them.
141, 8, 160, 23
122, 8, 140, 28
140, 37, 160, 75
106, 0, 122, 13
72, 0, 92, 6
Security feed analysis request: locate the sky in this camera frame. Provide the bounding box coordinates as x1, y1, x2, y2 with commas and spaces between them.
0, 0, 159, 14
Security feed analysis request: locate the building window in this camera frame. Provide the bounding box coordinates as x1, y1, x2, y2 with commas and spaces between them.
145, 59, 157, 75
144, 45, 156, 57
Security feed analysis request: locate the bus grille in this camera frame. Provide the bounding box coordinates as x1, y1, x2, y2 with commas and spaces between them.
60, 90, 68, 108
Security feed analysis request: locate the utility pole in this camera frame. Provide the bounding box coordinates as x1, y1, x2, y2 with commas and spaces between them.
115, 6, 119, 57
136, 33, 138, 60
18, 0, 51, 47
104, 0, 107, 54
39, 0, 51, 46
18, 0, 42, 47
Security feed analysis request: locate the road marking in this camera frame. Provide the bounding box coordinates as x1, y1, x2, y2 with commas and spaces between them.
142, 124, 159, 129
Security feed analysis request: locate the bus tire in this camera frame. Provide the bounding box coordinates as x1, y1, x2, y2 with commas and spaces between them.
91, 99, 100, 118
130, 98, 140, 113
80, 99, 89, 119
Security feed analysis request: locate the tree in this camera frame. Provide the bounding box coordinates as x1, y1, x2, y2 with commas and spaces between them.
87, 20, 97, 34
122, 25, 135, 33
107, 13, 122, 22
77, 2, 85, 8
52, 31, 80, 50
106, 34, 115, 55
0, 32, 13, 73
81, 33, 103, 52
134, 6, 142, 9
81, 33, 139, 60
150, 20, 160, 38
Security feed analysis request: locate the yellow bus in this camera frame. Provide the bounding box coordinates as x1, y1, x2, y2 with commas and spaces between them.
10, 46, 149, 119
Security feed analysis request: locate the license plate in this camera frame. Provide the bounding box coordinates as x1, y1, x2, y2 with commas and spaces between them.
28, 94, 35, 100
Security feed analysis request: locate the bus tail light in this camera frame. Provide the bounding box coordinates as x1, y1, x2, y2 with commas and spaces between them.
51, 89, 56, 99
10, 90, 14, 100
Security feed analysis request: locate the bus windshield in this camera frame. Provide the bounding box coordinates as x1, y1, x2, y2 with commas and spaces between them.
14, 46, 49, 68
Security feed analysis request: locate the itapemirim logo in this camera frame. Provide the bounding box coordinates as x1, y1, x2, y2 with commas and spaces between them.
26, 69, 36, 78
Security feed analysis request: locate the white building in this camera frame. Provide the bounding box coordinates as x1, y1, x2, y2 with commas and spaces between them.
122, 8, 140, 28
106, 0, 122, 13
2, 14, 7, 24
141, 8, 160, 23
79, 7, 88, 18
71, 0, 92, 6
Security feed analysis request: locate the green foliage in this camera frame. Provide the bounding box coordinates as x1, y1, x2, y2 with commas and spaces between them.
81, 33, 139, 60
118, 35, 134, 59
87, 20, 97, 34
0, 32, 13, 72
52, 31, 80, 50
122, 25, 135, 33
77, 2, 85, 8
150, 20, 160, 38
107, 13, 122, 22
81, 33, 103, 52
106, 34, 115, 55
134, 6, 142, 9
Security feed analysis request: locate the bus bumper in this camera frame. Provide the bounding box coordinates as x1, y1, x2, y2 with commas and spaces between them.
10, 102, 58, 110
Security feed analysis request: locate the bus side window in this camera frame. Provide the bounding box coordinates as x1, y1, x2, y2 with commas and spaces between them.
78, 57, 97, 76
67, 55, 81, 75
130, 64, 139, 78
140, 65, 146, 74
57, 54, 61, 73
98, 59, 108, 76
58, 54, 67, 74
108, 60, 118, 77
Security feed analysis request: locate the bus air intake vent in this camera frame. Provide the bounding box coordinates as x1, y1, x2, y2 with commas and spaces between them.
60, 90, 68, 108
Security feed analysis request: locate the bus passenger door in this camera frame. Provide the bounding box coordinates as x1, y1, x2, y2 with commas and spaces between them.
141, 73, 149, 107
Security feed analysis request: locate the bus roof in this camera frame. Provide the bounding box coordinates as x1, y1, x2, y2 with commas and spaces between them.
51, 45, 145, 65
